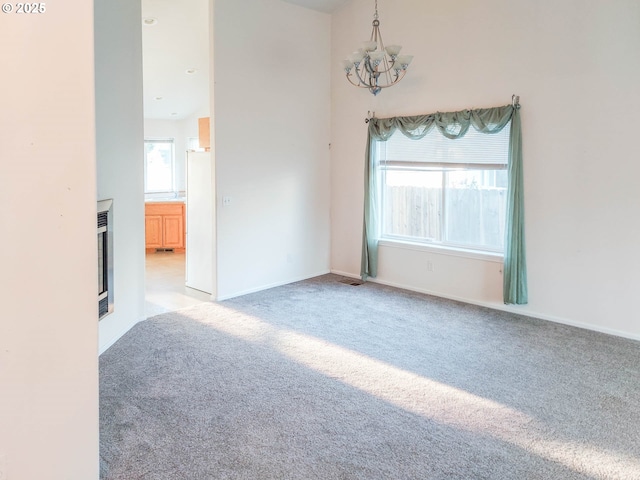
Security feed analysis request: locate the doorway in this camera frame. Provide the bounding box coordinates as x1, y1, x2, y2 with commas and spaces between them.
145, 250, 209, 317
141, 0, 213, 316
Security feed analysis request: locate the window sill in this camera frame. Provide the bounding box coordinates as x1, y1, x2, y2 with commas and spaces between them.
377, 239, 504, 263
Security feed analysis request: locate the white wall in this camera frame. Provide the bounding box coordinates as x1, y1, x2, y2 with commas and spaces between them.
213, 0, 331, 299
331, 0, 640, 339
0, 2, 99, 478
95, 0, 146, 353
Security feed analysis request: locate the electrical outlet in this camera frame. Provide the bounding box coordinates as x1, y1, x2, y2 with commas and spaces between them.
426, 261, 434, 272
222, 196, 232, 206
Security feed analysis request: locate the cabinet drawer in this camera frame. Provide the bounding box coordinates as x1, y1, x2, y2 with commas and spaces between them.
145, 203, 183, 216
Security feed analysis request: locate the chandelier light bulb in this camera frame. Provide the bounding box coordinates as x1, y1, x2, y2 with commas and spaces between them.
362, 41, 378, 52
385, 45, 402, 57
369, 51, 386, 65
350, 50, 366, 64
396, 55, 414, 69
342, 59, 354, 73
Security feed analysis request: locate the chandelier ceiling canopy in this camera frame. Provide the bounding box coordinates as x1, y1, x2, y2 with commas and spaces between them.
342, 0, 413, 96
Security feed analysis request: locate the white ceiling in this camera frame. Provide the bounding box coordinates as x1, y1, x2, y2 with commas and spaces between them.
141, 0, 210, 120
141, 0, 348, 120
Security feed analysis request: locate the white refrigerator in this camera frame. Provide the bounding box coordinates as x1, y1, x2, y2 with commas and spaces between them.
185, 151, 214, 295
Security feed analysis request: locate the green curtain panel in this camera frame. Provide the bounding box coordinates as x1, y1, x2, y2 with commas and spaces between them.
360, 104, 528, 305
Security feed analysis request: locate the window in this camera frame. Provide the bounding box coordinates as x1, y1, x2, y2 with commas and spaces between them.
376, 124, 510, 253
362, 104, 526, 304
144, 139, 175, 193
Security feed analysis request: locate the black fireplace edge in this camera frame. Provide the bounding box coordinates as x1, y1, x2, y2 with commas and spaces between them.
98, 199, 114, 320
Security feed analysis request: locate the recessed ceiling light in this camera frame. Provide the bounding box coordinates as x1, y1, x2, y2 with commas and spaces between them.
154, 96, 163, 101
185, 68, 197, 75
171, 113, 178, 116
143, 17, 158, 26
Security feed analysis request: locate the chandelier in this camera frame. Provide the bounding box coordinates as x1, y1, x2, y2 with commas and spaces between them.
342, 0, 413, 96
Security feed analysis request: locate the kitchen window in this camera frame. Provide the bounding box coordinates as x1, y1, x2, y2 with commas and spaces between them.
144, 139, 175, 193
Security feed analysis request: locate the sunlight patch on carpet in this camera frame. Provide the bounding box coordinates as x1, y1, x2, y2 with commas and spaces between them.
182, 303, 640, 479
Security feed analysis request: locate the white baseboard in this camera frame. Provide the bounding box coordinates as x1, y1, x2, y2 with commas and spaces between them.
216, 269, 331, 301
330, 270, 640, 343
99, 315, 145, 355
330, 269, 361, 280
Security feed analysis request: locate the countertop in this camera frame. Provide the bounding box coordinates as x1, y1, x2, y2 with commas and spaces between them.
144, 197, 186, 203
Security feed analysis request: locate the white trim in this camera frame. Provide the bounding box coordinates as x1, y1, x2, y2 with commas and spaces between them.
99, 315, 145, 355
97, 198, 113, 213
215, 269, 332, 301
330, 269, 361, 279
378, 239, 504, 263
330, 269, 640, 343
143, 137, 176, 142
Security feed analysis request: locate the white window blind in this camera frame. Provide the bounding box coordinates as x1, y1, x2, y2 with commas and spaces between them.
381, 123, 510, 166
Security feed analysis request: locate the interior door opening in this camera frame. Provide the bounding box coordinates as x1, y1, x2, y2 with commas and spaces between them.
141, 0, 214, 316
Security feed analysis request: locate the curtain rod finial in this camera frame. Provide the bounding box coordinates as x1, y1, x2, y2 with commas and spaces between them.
512, 95, 520, 109
365, 111, 376, 123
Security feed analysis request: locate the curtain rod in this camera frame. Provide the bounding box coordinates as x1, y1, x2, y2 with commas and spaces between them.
364, 95, 521, 123
365, 110, 375, 123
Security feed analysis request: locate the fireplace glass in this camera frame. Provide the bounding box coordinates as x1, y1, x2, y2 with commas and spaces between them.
98, 199, 114, 319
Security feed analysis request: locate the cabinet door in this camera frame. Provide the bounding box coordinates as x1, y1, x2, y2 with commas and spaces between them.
198, 117, 210, 150
145, 215, 163, 248
163, 215, 184, 248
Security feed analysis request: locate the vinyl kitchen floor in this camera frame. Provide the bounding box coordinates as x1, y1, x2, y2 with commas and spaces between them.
145, 250, 211, 318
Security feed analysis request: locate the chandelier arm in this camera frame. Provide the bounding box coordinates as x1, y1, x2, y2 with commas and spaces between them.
366, 58, 401, 88
364, 58, 380, 88
346, 65, 408, 93
380, 57, 397, 85
374, 59, 399, 75
383, 68, 407, 87
369, 69, 408, 90
375, 24, 384, 52
349, 68, 368, 88
352, 62, 378, 89
345, 72, 376, 89
349, 60, 405, 90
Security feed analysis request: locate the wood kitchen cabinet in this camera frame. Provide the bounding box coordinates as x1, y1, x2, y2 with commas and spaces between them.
198, 117, 210, 151
145, 202, 185, 252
